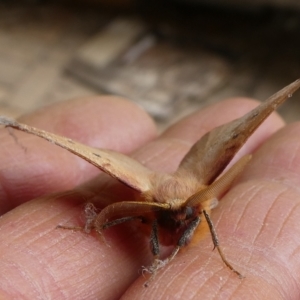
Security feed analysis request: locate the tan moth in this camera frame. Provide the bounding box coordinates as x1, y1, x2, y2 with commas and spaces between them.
0, 80, 300, 286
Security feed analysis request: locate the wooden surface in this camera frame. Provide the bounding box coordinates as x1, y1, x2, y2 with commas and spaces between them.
0, 2, 299, 129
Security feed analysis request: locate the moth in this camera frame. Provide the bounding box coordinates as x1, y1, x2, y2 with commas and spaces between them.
0, 80, 300, 286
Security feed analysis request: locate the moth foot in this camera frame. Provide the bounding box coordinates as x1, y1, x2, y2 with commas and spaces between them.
142, 258, 169, 287
95, 228, 110, 247
83, 202, 98, 233
56, 224, 85, 231
143, 258, 168, 274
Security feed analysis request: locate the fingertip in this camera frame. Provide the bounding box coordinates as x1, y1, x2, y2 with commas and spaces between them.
19, 95, 157, 152
162, 97, 285, 143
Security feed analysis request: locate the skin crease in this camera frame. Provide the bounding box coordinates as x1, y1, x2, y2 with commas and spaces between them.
1, 96, 300, 299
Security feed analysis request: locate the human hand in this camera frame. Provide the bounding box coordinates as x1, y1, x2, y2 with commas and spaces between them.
0, 95, 299, 299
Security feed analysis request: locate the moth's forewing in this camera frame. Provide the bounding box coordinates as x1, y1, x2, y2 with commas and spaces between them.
176, 80, 300, 186
0, 116, 153, 192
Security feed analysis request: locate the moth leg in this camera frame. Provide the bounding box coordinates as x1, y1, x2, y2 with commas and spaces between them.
150, 219, 159, 258
101, 216, 144, 229
56, 224, 85, 231
143, 220, 164, 287
168, 216, 201, 263
203, 209, 243, 278
56, 203, 98, 233
144, 217, 201, 287
143, 220, 160, 273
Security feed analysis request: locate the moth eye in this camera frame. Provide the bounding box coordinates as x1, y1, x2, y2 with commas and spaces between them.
185, 206, 194, 218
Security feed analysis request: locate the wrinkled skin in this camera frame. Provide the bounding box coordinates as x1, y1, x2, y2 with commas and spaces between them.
1, 95, 300, 300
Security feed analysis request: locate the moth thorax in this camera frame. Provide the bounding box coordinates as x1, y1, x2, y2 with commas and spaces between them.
151, 175, 199, 207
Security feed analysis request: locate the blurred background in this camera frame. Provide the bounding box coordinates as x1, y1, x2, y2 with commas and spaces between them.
0, 0, 299, 130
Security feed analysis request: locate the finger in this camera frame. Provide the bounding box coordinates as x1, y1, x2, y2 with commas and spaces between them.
127, 123, 300, 298
0, 96, 156, 212
206, 122, 300, 299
